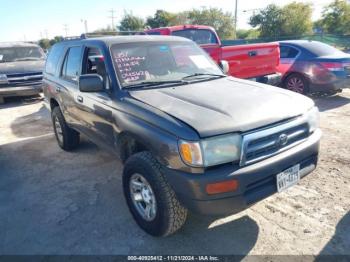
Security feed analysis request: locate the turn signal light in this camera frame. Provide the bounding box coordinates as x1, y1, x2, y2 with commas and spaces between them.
206, 180, 239, 195
179, 141, 203, 166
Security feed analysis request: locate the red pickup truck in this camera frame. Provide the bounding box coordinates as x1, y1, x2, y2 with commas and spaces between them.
145, 25, 281, 85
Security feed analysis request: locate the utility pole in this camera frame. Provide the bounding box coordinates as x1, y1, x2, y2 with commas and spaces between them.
81, 19, 88, 34
63, 24, 69, 37
44, 29, 48, 39
234, 0, 238, 39
108, 9, 116, 30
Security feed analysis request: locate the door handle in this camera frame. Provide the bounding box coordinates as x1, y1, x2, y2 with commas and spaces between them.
248, 51, 258, 57
77, 96, 83, 103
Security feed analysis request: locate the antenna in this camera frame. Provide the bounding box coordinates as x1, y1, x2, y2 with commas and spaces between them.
63, 24, 69, 37
81, 19, 88, 34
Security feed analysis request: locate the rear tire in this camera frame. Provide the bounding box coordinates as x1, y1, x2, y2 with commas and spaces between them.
51, 107, 80, 151
123, 151, 188, 237
283, 73, 309, 94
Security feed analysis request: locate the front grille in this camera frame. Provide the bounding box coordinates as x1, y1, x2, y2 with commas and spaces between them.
4, 72, 42, 87
240, 117, 310, 166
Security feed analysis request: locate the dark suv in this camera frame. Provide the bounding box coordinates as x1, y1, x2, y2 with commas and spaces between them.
43, 35, 321, 236
0, 42, 45, 103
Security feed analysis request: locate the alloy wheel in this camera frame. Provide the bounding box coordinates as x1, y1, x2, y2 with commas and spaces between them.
129, 173, 157, 221
54, 117, 63, 144
287, 76, 305, 93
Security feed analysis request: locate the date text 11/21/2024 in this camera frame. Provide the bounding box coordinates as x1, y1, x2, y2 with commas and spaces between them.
127, 256, 220, 261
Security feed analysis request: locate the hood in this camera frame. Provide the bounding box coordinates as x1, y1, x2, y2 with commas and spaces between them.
130, 77, 314, 138
0, 60, 45, 75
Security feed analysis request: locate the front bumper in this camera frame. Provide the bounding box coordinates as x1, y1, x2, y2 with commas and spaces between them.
0, 84, 42, 98
164, 129, 321, 216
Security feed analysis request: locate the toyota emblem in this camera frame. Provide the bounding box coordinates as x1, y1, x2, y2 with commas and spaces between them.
277, 134, 288, 147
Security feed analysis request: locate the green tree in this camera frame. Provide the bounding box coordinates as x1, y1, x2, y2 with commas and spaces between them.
236, 29, 260, 39
49, 36, 64, 47
249, 2, 313, 38
38, 38, 51, 50
249, 4, 284, 38
282, 2, 313, 36
313, 19, 325, 33
172, 11, 190, 25
320, 0, 350, 34
146, 10, 177, 28
38, 36, 63, 50
118, 12, 145, 31
187, 7, 235, 39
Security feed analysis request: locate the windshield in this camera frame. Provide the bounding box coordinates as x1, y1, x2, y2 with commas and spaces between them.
0, 46, 45, 63
111, 41, 223, 88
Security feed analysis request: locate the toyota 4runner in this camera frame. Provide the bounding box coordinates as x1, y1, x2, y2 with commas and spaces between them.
43, 35, 321, 237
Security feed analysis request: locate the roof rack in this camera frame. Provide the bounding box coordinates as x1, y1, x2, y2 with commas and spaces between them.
63, 31, 148, 41
63, 36, 83, 41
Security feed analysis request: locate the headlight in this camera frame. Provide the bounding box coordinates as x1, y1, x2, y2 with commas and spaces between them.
0, 74, 8, 84
306, 107, 320, 133
179, 134, 242, 167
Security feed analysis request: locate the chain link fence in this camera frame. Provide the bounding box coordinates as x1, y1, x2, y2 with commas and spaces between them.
222, 34, 350, 52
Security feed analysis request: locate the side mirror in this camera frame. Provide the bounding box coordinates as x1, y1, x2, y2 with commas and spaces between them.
219, 60, 230, 75
79, 74, 104, 92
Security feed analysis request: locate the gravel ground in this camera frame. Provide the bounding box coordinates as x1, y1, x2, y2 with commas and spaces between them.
0, 91, 349, 255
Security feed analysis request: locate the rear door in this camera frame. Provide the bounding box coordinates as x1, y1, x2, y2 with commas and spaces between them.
277, 45, 301, 76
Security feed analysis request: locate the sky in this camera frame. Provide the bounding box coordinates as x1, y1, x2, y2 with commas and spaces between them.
0, 0, 335, 42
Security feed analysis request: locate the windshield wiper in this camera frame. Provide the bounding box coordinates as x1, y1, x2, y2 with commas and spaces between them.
14, 57, 41, 61
124, 80, 187, 89
182, 73, 226, 81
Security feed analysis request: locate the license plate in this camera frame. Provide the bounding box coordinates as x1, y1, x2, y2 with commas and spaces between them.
276, 164, 300, 192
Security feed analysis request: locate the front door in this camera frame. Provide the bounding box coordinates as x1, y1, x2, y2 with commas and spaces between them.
75, 45, 116, 152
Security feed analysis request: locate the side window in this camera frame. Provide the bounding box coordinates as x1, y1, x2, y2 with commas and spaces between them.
45, 45, 64, 75
61, 46, 82, 82
172, 29, 218, 45
288, 47, 299, 58
147, 31, 161, 35
280, 46, 299, 59
82, 47, 108, 88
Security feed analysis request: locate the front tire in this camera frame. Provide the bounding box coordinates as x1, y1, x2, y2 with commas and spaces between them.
283, 73, 309, 94
123, 152, 188, 237
51, 107, 80, 151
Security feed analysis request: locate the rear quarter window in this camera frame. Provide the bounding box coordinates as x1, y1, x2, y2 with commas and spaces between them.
45, 45, 65, 75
